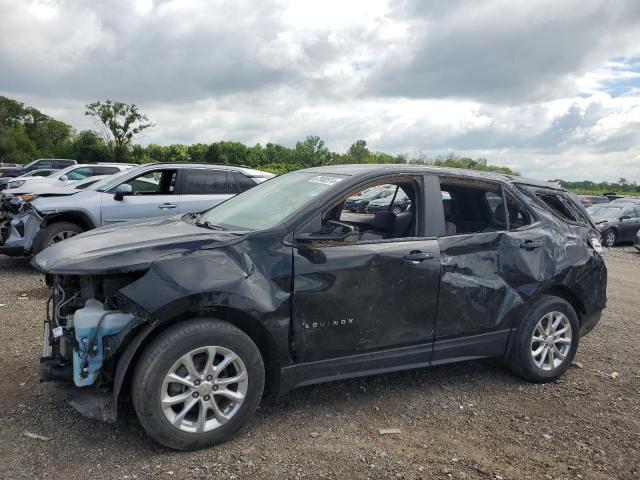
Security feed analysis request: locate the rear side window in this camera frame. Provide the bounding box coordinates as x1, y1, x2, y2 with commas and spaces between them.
530, 189, 588, 224
182, 169, 228, 194
94, 166, 120, 175
231, 172, 258, 193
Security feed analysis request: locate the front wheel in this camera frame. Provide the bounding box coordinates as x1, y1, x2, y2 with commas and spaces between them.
33, 221, 83, 254
132, 319, 265, 450
603, 229, 617, 247
506, 295, 579, 383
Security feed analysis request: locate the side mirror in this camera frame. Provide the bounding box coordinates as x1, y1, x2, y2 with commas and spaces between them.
59, 175, 68, 182
296, 220, 358, 246
114, 183, 133, 201
619, 215, 631, 221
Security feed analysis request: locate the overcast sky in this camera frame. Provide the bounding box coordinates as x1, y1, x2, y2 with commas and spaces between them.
1, 0, 639, 182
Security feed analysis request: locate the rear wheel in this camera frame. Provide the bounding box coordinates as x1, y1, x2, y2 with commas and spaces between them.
506, 295, 579, 383
603, 229, 617, 247
33, 221, 83, 254
132, 319, 264, 450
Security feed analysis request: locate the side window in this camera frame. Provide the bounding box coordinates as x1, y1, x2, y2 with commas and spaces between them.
307, 180, 418, 244
439, 179, 505, 235
231, 172, 258, 193
182, 169, 228, 195
531, 189, 588, 224
65, 167, 93, 181
125, 170, 177, 195
622, 207, 637, 218
635, 207, 640, 218
94, 166, 120, 175
505, 191, 533, 230
37, 161, 54, 169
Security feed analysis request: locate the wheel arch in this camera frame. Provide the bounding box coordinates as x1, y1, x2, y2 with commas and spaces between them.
113, 306, 282, 417
537, 285, 586, 322
41, 210, 96, 231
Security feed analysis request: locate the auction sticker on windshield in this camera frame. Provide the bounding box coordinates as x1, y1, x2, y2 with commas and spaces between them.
309, 176, 343, 186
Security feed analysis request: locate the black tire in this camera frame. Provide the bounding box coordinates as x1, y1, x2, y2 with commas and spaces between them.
603, 229, 617, 248
506, 295, 579, 383
132, 319, 264, 450
33, 221, 83, 254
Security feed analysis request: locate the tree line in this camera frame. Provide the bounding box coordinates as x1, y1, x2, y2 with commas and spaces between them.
1, 95, 520, 177
552, 178, 640, 195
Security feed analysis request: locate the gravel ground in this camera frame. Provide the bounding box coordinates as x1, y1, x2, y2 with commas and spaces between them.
0, 247, 639, 480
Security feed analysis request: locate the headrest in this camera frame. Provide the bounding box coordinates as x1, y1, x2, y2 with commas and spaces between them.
373, 211, 396, 232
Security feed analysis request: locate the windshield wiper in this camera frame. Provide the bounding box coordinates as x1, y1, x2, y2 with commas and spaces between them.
195, 220, 227, 231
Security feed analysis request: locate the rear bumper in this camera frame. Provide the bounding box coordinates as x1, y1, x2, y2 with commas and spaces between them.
579, 309, 603, 337
570, 257, 607, 337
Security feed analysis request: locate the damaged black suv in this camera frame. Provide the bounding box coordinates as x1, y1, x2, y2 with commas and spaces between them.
34, 165, 607, 450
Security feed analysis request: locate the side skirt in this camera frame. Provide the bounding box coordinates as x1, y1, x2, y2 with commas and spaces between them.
280, 329, 511, 393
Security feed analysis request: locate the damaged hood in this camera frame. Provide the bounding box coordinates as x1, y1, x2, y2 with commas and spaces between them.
4, 184, 82, 197
32, 215, 247, 274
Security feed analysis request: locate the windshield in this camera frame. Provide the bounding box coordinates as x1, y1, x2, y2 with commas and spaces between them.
196, 172, 346, 230
589, 206, 622, 220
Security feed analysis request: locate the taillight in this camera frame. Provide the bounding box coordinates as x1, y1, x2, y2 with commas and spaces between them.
588, 235, 603, 254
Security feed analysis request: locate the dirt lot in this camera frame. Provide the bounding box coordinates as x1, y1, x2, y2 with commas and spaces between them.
0, 247, 638, 480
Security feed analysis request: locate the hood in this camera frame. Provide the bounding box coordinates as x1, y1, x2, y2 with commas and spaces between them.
4, 183, 79, 197
32, 215, 247, 275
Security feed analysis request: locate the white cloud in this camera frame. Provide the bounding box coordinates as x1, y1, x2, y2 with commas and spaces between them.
0, 0, 639, 182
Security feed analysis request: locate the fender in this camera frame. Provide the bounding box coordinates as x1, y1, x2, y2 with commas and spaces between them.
40, 210, 97, 230
110, 242, 293, 415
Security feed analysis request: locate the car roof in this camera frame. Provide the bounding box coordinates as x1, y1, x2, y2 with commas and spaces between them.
135, 163, 272, 175
296, 164, 563, 190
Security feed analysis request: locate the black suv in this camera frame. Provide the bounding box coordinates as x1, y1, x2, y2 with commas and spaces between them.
34, 165, 607, 450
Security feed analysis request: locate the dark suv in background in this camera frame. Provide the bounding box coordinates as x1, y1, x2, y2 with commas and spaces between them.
0, 158, 76, 179
34, 165, 606, 450
587, 203, 640, 246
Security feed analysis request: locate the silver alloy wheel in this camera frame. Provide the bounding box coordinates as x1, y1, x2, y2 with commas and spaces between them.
604, 230, 616, 247
530, 311, 572, 371
161, 346, 249, 433
48, 230, 78, 246
392, 205, 402, 215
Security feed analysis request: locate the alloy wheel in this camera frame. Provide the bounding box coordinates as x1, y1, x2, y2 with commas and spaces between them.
604, 230, 616, 247
160, 346, 248, 433
48, 230, 78, 246
530, 311, 572, 371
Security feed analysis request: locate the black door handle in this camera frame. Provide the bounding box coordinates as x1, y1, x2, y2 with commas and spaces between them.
403, 251, 434, 264
520, 240, 543, 249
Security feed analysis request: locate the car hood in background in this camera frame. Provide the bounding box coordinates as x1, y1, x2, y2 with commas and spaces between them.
32, 216, 247, 275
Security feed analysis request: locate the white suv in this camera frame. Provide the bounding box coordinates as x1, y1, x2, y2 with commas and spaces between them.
4, 163, 134, 191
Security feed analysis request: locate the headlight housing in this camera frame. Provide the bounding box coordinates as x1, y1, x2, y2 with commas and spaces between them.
9, 180, 26, 188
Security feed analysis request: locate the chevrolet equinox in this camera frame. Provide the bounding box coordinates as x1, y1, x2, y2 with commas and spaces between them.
34, 165, 607, 450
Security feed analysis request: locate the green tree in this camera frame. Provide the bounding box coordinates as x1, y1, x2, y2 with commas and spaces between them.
85, 100, 154, 162
68, 130, 113, 163
294, 135, 329, 167
347, 139, 370, 162
187, 143, 208, 163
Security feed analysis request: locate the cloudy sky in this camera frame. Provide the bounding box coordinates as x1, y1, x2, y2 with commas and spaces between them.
1, 0, 639, 182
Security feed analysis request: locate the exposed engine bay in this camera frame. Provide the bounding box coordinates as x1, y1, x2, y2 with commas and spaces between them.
42, 272, 145, 388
